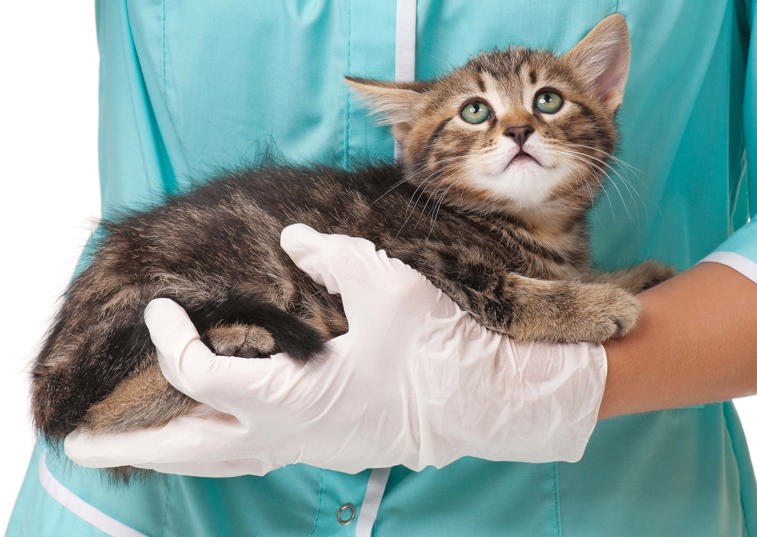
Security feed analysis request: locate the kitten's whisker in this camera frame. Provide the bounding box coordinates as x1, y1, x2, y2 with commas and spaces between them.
561, 144, 647, 214
552, 146, 622, 178
404, 156, 467, 194
432, 182, 458, 235
564, 143, 641, 175
371, 176, 413, 205
397, 159, 465, 236
604, 172, 633, 221
373, 154, 467, 206
413, 157, 469, 218
564, 160, 603, 212
560, 144, 639, 180
419, 180, 449, 224
415, 160, 467, 219
552, 149, 618, 221
405, 177, 434, 220
570, 163, 598, 209
550, 146, 642, 221
426, 179, 459, 240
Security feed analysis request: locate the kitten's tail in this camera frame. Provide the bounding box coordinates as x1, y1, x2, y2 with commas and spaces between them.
186, 291, 327, 362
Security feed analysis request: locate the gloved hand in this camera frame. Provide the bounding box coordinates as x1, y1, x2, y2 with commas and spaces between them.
64, 223, 607, 477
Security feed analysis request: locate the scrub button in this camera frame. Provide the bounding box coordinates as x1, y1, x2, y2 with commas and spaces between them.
337, 503, 356, 526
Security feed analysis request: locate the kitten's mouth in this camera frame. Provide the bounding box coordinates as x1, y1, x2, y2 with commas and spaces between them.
505, 150, 542, 170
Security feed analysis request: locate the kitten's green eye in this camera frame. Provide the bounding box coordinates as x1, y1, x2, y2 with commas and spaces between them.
534, 90, 563, 114
460, 101, 492, 124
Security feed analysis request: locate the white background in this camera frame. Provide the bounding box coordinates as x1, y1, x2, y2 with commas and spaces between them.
1, 2, 756, 532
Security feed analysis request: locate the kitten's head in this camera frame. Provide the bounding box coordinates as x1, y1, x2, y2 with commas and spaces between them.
348, 14, 630, 225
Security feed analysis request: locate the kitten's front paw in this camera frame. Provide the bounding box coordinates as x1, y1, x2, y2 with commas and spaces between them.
203, 323, 276, 358
505, 281, 641, 344
582, 285, 641, 342
634, 260, 677, 291
606, 260, 677, 294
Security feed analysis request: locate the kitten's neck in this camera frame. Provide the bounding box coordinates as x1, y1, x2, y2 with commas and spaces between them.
467, 202, 591, 263
512, 202, 590, 237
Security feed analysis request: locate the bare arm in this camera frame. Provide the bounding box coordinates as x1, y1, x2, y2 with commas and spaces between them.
599, 261, 757, 419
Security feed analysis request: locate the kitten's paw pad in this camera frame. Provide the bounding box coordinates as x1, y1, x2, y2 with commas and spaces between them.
204, 323, 276, 358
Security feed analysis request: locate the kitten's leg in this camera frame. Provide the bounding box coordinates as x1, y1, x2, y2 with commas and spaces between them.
438, 273, 641, 344
83, 323, 285, 432
83, 358, 198, 481
83, 324, 282, 433
82, 355, 196, 433
83, 324, 280, 434
84, 308, 325, 434
589, 261, 676, 294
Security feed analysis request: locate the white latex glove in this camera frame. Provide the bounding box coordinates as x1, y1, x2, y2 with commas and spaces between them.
64, 223, 607, 476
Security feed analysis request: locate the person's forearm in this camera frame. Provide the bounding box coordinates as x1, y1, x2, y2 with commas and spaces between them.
599, 261, 757, 419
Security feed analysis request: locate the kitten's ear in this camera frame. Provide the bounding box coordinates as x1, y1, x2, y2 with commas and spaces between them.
345, 77, 430, 142
562, 14, 630, 112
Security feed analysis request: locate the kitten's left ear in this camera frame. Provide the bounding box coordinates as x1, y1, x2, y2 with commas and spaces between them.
345, 77, 430, 142
562, 14, 630, 112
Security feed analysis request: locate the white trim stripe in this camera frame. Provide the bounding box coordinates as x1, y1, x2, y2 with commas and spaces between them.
38, 451, 146, 537
364, 5, 416, 531
393, 0, 417, 161
394, 0, 416, 82
368, 5, 416, 530
354, 468, 392, 537
699, 251, 757, 285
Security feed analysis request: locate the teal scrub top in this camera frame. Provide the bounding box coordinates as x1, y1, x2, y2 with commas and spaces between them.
8, 1, 757, 535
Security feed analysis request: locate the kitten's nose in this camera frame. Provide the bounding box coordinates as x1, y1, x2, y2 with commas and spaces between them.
504, 125, 534, 146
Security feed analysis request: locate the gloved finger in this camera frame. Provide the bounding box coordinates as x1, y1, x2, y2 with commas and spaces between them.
280, 223, 432, 320
146, 299, 304, 413
159, 338, 307, 416
64, 407, 291, 475
280, 223, 379, 294
144, 298, 202, 361
131, 458, 275, 478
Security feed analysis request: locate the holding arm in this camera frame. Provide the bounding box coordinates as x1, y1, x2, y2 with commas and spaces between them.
602, 0, 757, 417
601, 259, 757, 419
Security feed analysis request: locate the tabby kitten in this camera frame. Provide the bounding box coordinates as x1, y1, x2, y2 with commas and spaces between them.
33, 14, 671, 444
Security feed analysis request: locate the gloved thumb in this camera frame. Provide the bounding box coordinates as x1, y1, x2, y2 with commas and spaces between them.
280, 223, 442, 325
280, 223, 379, 296
144, 297, 286, 412
144, 298, 217, 398
144, 298, 202, 360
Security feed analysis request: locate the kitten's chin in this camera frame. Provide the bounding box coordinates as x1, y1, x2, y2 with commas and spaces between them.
467, 166, 568, 209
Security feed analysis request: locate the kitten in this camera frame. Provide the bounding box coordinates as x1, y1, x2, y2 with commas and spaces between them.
33, 14, 672, 445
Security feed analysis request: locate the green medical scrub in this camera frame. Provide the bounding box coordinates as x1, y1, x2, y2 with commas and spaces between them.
8, 1, 757, 535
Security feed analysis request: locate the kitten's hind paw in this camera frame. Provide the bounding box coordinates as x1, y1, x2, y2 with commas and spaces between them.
203, 323, 277, 358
